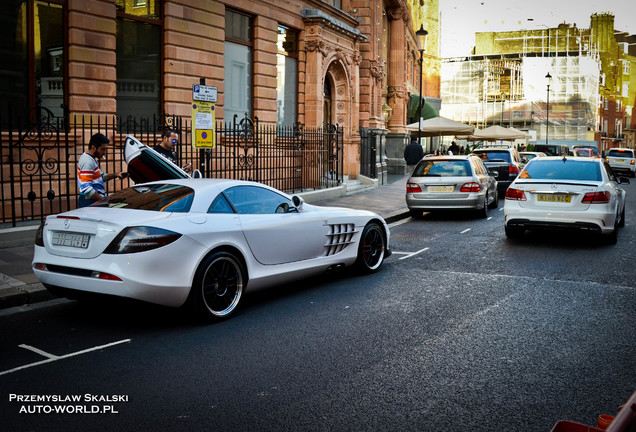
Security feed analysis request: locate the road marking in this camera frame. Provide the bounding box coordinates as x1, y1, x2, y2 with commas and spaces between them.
499, 207, 504, 211
487, 217, 493, 221
388, 218, 411, 228
399, 247, 429, 260
19, 344, 59, 360
0, 339, 132, 377
460, 228, 471, 234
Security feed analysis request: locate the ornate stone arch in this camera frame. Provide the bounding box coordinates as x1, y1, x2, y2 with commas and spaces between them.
323, 56, 352, 133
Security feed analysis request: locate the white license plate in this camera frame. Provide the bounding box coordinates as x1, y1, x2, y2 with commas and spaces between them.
428, 186, 453, 192
51, 232, 90, 248
536, 194, 571, 203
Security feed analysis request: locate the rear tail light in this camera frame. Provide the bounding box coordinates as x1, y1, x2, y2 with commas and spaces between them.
631, 159, 635, 166
104, 226, 182, 254
508, 165, 519, 175
505, 188, 526, 201
407, 183, 422, 193
35, 221, 45, 246
582, 191, 611, 204
606, 157, 610, 163
460, 182, 480, 192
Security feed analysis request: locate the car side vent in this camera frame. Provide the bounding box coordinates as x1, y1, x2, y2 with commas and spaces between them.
324, 223, 358, 256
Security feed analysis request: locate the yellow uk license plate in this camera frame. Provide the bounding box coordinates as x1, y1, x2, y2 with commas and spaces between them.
616, 159, 625, 162
536, 194, 571, 203
428, 186, 453, 192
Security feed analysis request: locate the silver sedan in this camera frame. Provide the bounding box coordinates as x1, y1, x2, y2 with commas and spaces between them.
406, 155, 499, 218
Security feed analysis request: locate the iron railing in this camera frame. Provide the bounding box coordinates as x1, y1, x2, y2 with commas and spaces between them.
0, 108, 343, 226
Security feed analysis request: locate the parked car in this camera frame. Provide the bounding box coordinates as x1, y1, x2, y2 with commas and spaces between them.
572, 148, 595, 157
520, 151, 546, 162
471, 146, 525, 194
605, 147, 636, 177
406, 155, 499, 218
504, 156, 629, 243
571, 144, 599, 156
534, 144, 570, 156
32, 136, 391, 321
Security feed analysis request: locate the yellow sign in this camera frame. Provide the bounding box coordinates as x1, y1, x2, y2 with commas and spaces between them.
191, 101, 216, 148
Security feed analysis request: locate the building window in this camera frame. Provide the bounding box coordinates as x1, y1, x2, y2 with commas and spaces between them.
225, 9, 252, 122
1, 0, 66, 123
604, 98, 608, 111
116, 0, 161, 123
326, 0, 342, 9
276, 26, 298, 126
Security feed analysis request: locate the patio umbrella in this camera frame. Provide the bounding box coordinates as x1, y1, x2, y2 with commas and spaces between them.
467, 125, 529, 141
405, 116, 474, 137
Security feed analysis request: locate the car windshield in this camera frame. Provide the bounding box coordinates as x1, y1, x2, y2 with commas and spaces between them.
94, 184, 195, 212
519, 160, 601, 181
474, 151, 511, 163
412, 160, 471, 177
608, 149, 634, 157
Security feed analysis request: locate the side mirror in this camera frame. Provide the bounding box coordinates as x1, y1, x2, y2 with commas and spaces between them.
292, 195, 304, 210
488, 169, 499, 178
618, 176, 630, 184
191, 169, 203, 178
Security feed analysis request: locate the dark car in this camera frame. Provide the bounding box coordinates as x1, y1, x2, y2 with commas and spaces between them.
471, 146, 525, 194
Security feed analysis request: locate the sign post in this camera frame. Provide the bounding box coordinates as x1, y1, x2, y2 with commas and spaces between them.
191, 84, 217, 149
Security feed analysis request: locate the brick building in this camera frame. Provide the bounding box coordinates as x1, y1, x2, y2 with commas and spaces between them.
2, 0, 441, 180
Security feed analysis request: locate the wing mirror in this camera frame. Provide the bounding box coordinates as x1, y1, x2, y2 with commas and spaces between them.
488, 169, 499, 178
292, 195, 304, 211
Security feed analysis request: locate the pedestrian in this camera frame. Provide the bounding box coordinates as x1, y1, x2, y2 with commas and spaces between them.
448, 140, 459, 155
404, 135, 424, 171
459, 145, 465, 155
77, 133, 127, 208
154, 128, 192, 173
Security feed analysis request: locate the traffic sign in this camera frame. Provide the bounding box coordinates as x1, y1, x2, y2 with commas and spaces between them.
192, 85, 217, 102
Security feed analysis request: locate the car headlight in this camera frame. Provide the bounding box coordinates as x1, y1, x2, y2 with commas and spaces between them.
104, 226, 182, 254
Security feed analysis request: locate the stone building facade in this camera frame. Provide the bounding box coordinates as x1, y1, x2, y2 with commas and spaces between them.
2, 0, 441, 179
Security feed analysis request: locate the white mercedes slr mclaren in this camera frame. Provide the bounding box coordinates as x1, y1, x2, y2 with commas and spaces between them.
32, 136, 391, 320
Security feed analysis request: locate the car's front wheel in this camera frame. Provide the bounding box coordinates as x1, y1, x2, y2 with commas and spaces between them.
189, 251, 245, 321
355, 222, 386, 273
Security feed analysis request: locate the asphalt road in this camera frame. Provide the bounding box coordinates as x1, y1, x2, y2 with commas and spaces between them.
1, 183, 635, 432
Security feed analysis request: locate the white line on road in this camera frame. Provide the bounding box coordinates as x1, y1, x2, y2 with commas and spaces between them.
460, 228, 471, 234
0, 339, 132, 377
19, 344, 59, 360
487, 217, 493, 221
399, 247, 429, 260
388, 218, 411, 228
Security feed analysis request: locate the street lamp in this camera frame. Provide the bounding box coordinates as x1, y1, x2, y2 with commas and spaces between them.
416, 25, 428, 143
381, 103, 392, 124
545, 72, 552, 146
501, 92, 506, 125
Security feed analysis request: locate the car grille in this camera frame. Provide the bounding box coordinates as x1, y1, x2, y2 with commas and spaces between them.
324, 223, 358, 256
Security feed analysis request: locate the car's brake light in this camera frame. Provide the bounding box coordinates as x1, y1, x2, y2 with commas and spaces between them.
505, 188, 526, 201
508, 165, 519, 175
407, 183, 422, 193
460, 182, 480, 192
582, 191, 611, 204
606, 157, 610, 163
35, 221, 45, 246
631, 159, 635, 166
104, 226, 182, 254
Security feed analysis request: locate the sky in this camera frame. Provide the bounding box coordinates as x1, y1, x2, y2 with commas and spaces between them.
439, 0, 636, 57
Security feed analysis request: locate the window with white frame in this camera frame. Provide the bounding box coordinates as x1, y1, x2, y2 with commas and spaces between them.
225, 10, 252, 122
276, 25, 298, 126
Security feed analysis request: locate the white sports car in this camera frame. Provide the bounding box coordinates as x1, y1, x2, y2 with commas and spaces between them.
504, 156, 629, 243
32, 137, 390, 320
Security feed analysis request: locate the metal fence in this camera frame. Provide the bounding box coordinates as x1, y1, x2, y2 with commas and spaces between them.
359, 127, 377, 179
0, 107, 343, 226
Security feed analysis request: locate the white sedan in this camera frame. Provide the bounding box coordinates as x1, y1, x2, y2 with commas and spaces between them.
33, 143, 391, 320
503, 156, 629, 243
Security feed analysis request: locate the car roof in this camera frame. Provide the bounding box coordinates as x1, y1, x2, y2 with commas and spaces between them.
420, 155, 475, 160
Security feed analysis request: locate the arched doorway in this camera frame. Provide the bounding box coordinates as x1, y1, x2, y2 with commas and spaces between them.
323, 77, 332, 125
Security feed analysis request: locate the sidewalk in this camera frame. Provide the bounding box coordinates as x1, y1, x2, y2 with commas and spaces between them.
0, 175, 410, 310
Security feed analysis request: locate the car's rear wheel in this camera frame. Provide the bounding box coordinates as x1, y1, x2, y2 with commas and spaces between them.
355, 222, 386, 273
190, 251, 245, 320
618, 206, 625, 227
488, 189, 499, 209
478, 196, 488, 219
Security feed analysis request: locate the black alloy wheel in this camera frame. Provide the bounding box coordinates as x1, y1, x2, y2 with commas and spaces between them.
190, 251, 245, 320
355, 222, 386, 273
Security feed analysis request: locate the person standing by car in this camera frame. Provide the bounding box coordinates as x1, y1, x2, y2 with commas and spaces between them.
154, 128, 192, 173
448, 141, 459, 155
404, 135, 424, 171
77, 133, 126, 207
